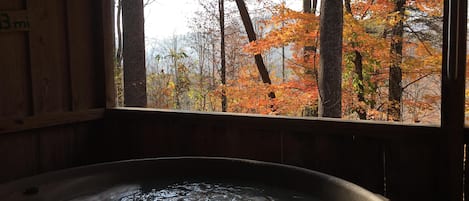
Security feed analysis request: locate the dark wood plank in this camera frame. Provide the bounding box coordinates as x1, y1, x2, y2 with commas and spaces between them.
465, 144, 469, 201
345, 137, 385, 195
27, 0, 71, 114
100, 0, 116, 108
37, 122, 101, 172
0, 0, 25, 10
0, 132, 37, 184
385, 138, 439, 201
0, 10, 30, 32
283, 132, 384, 193
0, 0, 31, 119
0, 109, 104, 134
0, 32, 31, 119
70, 121, 101, 165
67, 0, 105, 110
107, 108, 441, 140
440, 0, 467, 199
107, 108, 452, 200
38, 126, 74, 172
220, 126, 282, 162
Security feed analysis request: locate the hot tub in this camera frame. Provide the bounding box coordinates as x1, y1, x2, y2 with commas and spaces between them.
0, 157, 385, 201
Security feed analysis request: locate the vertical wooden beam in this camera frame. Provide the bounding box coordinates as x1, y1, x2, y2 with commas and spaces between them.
67, 0, 105, 110
101, 0, 116, 108
465, 144, 469, 201
440, 0, 467, 200
0, 132, 38, 183
0, 1, 32, 119
122, 0, 146, 107
28, 0, 71, 114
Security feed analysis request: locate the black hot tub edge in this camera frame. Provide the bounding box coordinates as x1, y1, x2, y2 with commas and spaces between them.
0, 157, 387, 201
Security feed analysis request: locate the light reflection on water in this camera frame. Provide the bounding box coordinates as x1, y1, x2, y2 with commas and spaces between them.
118, 181, 315, 201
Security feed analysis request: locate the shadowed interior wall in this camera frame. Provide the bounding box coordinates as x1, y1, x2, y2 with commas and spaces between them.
0, 0, 113, 183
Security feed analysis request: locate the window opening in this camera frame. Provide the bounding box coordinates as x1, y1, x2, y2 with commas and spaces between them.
116, 0, 443, 125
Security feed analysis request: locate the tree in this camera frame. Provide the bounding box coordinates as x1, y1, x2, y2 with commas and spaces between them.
387, 0, 405, 121
344, 0, 367, 120
219, 0, 227, 112
235, 0, 275, 99
116, 0, 158, 107
318, 0, 343, 118
122, 0, 147, 107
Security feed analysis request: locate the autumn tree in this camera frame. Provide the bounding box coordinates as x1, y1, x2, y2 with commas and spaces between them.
139, 0, 442, 123
344, 0, 367, 120
318, 0, 343, 118
115, 0, 159, 107
387, 0, 406, 121
235, 0, 275, 99
220, 0, 227, 112
122, 0, 147, 107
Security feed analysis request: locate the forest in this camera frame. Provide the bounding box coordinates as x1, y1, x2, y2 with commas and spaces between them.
115, 0, 451, 124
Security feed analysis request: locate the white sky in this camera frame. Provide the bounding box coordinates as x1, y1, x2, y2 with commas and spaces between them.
144, 0, 198, 39
144, 0, 302, 39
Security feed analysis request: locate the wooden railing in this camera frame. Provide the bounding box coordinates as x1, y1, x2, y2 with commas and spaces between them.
104, 108, 444, 201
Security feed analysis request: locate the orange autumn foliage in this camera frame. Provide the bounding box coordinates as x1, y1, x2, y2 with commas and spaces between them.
191, 0, 444, 123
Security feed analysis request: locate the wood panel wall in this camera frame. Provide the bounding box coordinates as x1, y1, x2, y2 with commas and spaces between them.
105, 108, 442, 201
0, 0, 113, 183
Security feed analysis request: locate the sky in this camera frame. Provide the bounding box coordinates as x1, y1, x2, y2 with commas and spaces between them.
144, 0, 302, 40
144, 0, 198, 38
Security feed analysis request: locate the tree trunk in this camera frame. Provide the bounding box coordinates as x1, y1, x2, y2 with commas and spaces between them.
318, 0, 343, 118
312, 0, 318, 14
302, 0, 318, 117
235, 0, 275, 99
353, 50, 367, 120
345, 0, 367, 120
122, 0, 147, 107
388, 0, 405, 121
219, 0, 227, 112
116, 0, 123, 65
303, 0, 315, 70
303, 0, 311, 13
344, 0, 352, 14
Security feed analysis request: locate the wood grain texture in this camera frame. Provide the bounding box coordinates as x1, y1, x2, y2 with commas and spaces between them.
0, 132, 38, 184
465, 144, 469, 201
385, 138, 439, 201
101, 0, 116, 108
105, 108, 443, 199
0, 109, 104, 134
0, 121, 104, 184
67, 0, 105, 110
0, 0, 110, 185
0, 32, 31, 119
0, 10, 30, 32
28, 0, 71, 114
38, 126, 74, 172
440, 0, 467, 200
0, 1, 30, 119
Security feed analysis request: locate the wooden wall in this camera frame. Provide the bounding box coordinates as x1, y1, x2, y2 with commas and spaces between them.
105, 108, 443, 201
0, 0, 113, 183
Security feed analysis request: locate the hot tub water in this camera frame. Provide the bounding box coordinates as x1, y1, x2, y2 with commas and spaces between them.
118, 181, 319, 201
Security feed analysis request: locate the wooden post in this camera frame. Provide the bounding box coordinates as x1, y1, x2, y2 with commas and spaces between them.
102, 0, 116, 108
440, 0, 467, 200
122, 0, 146, 107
